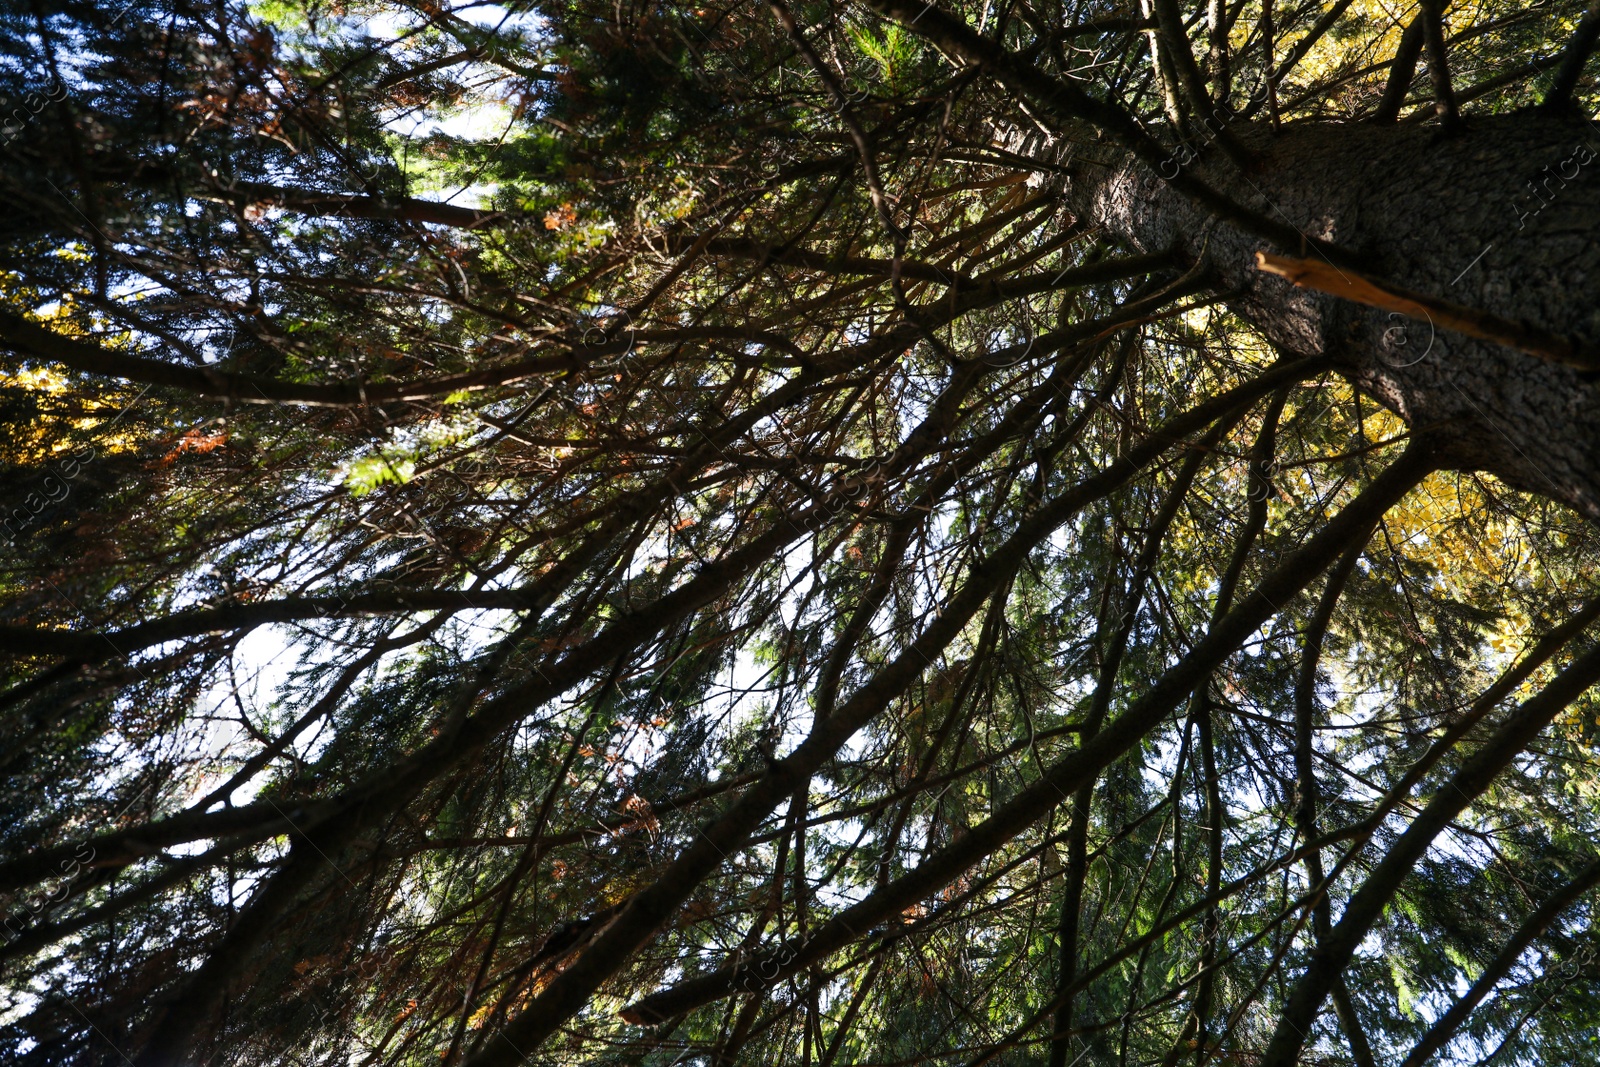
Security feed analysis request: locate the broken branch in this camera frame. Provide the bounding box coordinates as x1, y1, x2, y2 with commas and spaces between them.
1255, 252, 1600, 372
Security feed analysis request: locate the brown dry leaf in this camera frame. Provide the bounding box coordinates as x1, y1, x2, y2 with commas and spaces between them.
543, 203, 578, 230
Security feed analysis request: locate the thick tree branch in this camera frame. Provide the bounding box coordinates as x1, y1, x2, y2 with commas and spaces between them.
469, 361, 1333, 1060
862, 0, 1362, 265
1542, 0, 1600, 113
1397, 855, 1600, 1067
0, 309, 588, 406
1373, 15, 1426, 123
216, 180, 501, 227
620, 441, 1433, 1025
0, 587, 535, 660
1258, 639, 1600, 1067
1419, 0, 1462, 132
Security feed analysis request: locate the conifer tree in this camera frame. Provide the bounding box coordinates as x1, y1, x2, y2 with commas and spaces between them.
3, 0, 1600, 1064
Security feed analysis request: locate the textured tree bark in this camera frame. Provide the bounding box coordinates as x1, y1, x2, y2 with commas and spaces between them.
1073, 110, 1600, 517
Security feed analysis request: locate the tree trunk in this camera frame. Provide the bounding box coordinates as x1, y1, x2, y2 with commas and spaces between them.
1075, 110, 1600, 517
